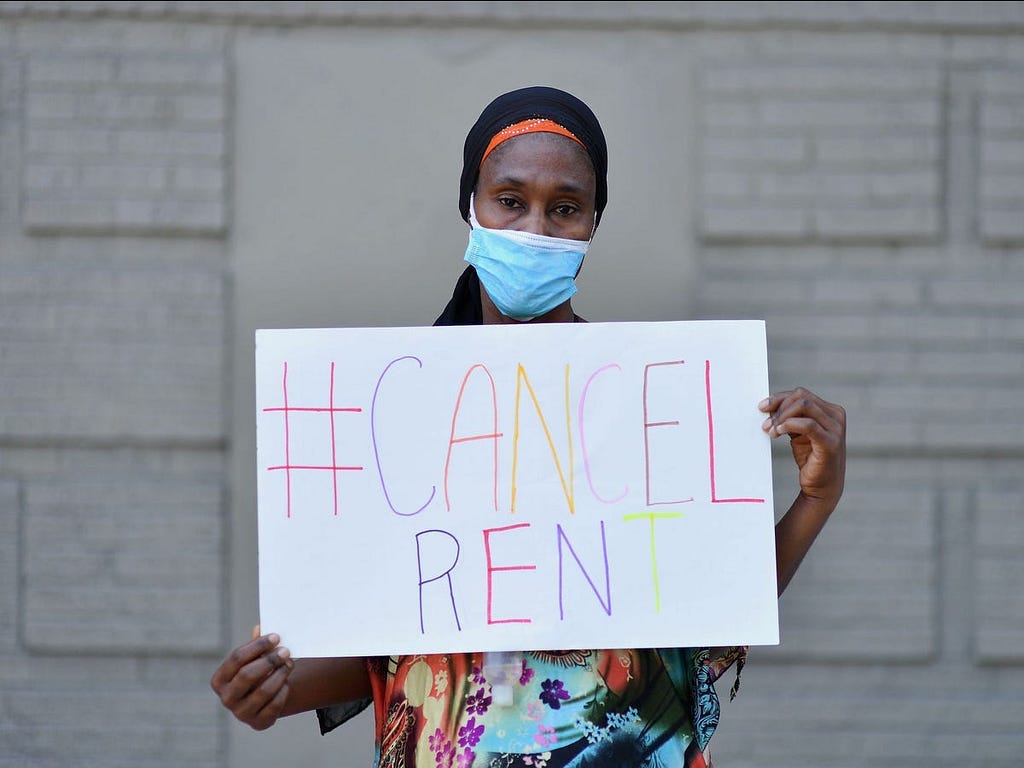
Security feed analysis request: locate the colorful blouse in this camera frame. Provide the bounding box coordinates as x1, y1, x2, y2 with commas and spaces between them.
318, 647, 744, 768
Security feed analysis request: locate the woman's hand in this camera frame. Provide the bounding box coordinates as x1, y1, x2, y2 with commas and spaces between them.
210, 627, 294, 731
760, 387, 847, 594
760, 386, 846, 510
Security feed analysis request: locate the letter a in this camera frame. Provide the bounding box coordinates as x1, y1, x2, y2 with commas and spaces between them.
444, 364, 502, 511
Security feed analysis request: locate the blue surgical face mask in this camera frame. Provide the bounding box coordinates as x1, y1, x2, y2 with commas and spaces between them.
464, 196, 591, 321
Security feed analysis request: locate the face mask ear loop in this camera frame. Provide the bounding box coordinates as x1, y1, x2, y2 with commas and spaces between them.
575, 214, 597, 279
469, 192, 480, 230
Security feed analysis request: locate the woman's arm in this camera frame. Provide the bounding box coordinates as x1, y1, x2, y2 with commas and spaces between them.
759, 387, 847, 596
280, 656, 372, 717
210, 628, 372, 731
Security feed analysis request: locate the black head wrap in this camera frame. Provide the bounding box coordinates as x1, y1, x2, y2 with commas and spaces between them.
458, 85, 608, 227
438, 86, 606, 327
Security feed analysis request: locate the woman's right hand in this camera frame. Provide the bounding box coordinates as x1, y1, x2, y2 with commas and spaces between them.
210, 627, 294, 731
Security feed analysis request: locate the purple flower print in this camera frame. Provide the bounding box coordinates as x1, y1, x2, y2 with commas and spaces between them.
534, 723, 556, 748
519, 659, 535, 686
539, 678, 570, 709
458, 716, 484, 748
429, 728, 455, 767
470, 666, 485, 685
429, 728, 445, 751
466, 686, 492, 716
456, 747, 476, 768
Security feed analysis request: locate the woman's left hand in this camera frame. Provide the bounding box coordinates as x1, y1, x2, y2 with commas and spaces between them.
759, 387, 846, 511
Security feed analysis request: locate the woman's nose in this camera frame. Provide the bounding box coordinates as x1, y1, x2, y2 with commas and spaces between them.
521, 206, 551, 237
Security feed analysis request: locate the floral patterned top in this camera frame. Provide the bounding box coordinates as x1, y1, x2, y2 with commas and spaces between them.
317, 647, 745, 768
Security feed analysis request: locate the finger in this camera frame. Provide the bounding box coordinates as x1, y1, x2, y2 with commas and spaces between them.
250, 682, 291, 731
210, 633, 281, 696
771, 400, 837, 436
273, 644, 294, 671
761, 387, 841, 416
251, 624, 261, 640
230, 645, 292, 702
234, 661, 289, 722
759, 393, 788, 413
759, 389, 810, 422
763, 391, 841, 436
770, 416, 841, 448
778, 388, 844, 421
221, 645, 292, 711
234, 663, 291, 725
760, 391, 795, 433
262, 645, 292, 672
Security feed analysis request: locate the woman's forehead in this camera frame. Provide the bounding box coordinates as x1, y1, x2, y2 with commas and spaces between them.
479, 132, 596, 187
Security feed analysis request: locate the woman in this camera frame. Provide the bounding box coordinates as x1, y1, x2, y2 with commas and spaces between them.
211, 86, 846, 767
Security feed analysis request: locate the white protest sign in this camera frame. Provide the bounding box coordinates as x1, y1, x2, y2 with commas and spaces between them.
256, 320, 777, 658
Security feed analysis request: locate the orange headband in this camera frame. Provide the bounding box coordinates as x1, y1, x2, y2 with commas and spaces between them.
480, 118, 586, 167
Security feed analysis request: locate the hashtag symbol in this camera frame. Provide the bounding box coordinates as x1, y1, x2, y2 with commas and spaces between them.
264, 361, 363, 518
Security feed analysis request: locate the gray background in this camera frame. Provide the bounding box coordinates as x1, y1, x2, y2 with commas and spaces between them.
0, 2, 1022, 766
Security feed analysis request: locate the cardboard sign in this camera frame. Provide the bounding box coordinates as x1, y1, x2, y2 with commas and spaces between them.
256, 321, 777, 658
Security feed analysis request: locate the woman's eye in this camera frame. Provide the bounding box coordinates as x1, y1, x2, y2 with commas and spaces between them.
554, 204, 578, 216
497, 196, 520, 209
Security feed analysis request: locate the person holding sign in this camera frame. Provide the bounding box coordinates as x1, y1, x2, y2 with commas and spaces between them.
211, 86, 846, 767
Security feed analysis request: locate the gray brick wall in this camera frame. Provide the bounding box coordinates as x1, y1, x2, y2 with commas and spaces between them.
22, 464, 223, 653
0, 4, 1021, 768
694, 46, 1024, 455
0, 480, 20, 655
0, 14, 229, 768
976, 488, 1024, 662
0, 668, 222, 768
691, 28, 1024, 766
0, 447, 227, 766
767, 472, 938, 661
715, 456, 1024, 767
698, 60, 943, 242
3, 1, 1024, 29
22, 41, 228, 233
0, 246, 225, 439
980, 69, 1024, 243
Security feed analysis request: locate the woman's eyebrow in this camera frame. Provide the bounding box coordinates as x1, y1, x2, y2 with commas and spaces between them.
491, 175, 525, 187
491, 175, 589, 195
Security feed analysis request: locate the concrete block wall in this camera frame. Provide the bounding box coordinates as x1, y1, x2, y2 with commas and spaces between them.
981, 69, 1024, 242
691, 26, 1024, 766
0, 14, 228, 768
0, 3, 1020, 768
698, 61, 944, 242
22, 47, 227, 234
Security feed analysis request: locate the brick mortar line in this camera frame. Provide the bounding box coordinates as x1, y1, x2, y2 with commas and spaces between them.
2, 644, 226, 659
0, 437, 227, 450
775, 445, 1024, 460
1, 5, 1024, 34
